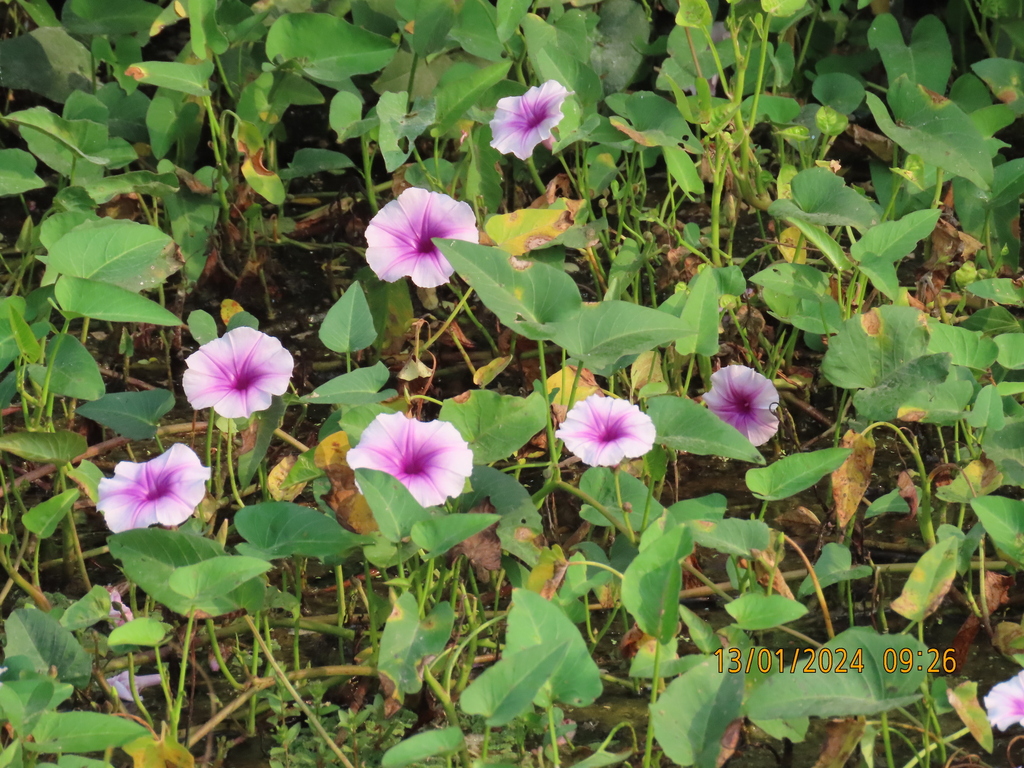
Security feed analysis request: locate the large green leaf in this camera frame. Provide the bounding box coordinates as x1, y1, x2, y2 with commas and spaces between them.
460, 642, 569, 726
621, 526, 692, 643
167, 556, 272, 606
867, 13, 951, 95
850, 208, 942, 299
356, 468, 434, 543
378, 592, 455, 698
63, 0, 163, 36
27, 333, 104, 401
54, 276, 181, 326
43, 219, 177, 291
652, 658, 745, 768
648, 395, 765, 464
503, 589, 603, 709
675, 266, 721, 357
983, 421, 1024, 487
23, 489, 79, 539
437, 239, 582, 340
0, 28, 91, 104
853, 353, 951, 422
820, 305, 931, 390
745, 448, 850, 501
25, 712, 149, 754
970, 495, 1024, 566
769, 167, 880, 232
439, 390, 547, 464
77, 389, 175, 440
4, 609, 92, 687
109, 528, 264, 617
433, 61, 511, 135
726, 592, 808, 630
412, 513, 500, 558
123, 60, 213, 96
927, 322, 998, 370
0, 149, 45, 196
234, 502, 369, 560
319, 281, 377, 354
382, 728, 466, 768
265, 13, 396, 88
745, 628, 925, 718
300, 361, 396, 405
0, 430, 86, 465
866, 76, 993, 190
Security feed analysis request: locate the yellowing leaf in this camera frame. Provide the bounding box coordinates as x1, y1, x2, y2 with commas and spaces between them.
832, 429, 875, 528
267, 455, 304, 501
219, 299, 244, 325
124, 724, 194, 768
315, 432, 379, 534
545, 365, 599, 407
484, 199, 582, 256
777, 226, 807, 264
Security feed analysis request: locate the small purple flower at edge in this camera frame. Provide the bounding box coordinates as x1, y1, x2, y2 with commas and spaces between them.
106, 671, 163, 702
346, 412, 474, 507
107, 586, 134, 625
364, 188, 478, 289
490, 80, 570, 160
985, 671, 1024, 730
97, 443, 211, 534
701, 365, 780, 447
555, 394, 656, 467
183, 326, 294, 420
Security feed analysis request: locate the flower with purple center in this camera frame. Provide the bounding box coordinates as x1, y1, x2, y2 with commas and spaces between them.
985, 671, 1024, 730
364, 188, 478, 288
183, 327, 294, 419
701, 365, 779, 447
346, 412, 474, 507
97, 443, 211, 533
107, 586, 134, 626
106, 671, 163, 702
555, 394, 656, 467
490, 80, 570, 160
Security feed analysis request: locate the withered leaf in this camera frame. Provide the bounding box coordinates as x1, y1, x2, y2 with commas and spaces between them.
832, 429, 876, 529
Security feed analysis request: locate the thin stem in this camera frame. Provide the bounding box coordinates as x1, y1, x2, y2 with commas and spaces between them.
243, 615, 358, 768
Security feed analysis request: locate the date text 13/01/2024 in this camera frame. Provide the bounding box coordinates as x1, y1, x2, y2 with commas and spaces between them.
713, 647, 959, 675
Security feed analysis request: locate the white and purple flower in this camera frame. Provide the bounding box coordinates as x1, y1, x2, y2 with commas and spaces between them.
985, 671, 1024, 731
106, 670, 163, 702
555, 394, 656, 467
701, 365, 779, 446
183, 327, 294, 419
97, 443, 210, 533
490, 80, 570, 160
346, 412, 474, 507
364, 188, 478, 288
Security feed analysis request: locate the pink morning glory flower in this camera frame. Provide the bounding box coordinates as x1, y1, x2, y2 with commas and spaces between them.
183, 326, 294, 419
346, 412, 474, 507
701, 365, 780, 447
555, 394, 656, 467
97, 443, 211, 533
106, 671, 163, 702
490, 80, 570, 160
985, 671, 1024, 730
107, 586, 134, 626
364, 188, 478, 288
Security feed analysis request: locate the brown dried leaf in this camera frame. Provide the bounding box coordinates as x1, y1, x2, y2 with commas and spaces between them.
985, 571, 1013, 613
452, 512, 502, 582
811, 718, 866, 768
897, 471, 919, 518
716, 719, 743, 768
618, 623, 645, 660
832, 429, 876, 528
753, 548, 794, 600
951, 614, 980, 672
